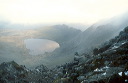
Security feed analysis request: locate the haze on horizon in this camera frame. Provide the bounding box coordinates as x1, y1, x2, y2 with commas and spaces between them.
0, 0, 128, 25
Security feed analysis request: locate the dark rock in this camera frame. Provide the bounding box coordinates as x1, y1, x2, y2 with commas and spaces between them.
108, 74, 124, 83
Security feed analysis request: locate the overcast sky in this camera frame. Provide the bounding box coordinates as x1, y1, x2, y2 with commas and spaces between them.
0, 0, 128, 25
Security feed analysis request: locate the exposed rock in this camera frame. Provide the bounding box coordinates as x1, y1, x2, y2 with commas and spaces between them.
0, 61, 28, 83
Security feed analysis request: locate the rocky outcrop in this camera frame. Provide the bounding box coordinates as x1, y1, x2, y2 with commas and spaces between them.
25, 65, 54, 83
0, 61, 29, 83
0, 61, 54, 83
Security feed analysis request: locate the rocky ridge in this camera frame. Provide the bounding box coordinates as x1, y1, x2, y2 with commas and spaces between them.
52, 26, 128, 83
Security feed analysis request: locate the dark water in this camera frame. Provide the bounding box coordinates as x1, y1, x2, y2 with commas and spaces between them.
24, 39, 59, 55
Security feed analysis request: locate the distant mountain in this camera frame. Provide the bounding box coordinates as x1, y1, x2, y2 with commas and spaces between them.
36, 24, 81, 45
38, 13, 128, 68
75, 12, 128, 53
52, 13, 128, 59
66, 23, 89, 31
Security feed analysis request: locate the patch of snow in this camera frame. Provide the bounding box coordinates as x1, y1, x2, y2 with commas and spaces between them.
118, 72, 122, 76
36, 69, 40, 72
25, 69, 29, 72
66, 72, 68, 74
121, 42, 126, 45
125, 80, 128, 82
14, 75, 17, 78
103, 66, 109, 69
102, 72, 106, 75
113, 50, 116, 52
94, 68, 103, 72
112, 46, 119, 49
94, 66, 109, 72
81, 80, 86, 83
124, 71, 128, 76
81, 81, 84, 83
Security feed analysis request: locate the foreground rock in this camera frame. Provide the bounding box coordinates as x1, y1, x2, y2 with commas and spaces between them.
0, 61, 54, 83
0, 61, 28, 83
